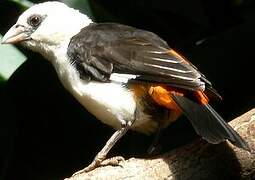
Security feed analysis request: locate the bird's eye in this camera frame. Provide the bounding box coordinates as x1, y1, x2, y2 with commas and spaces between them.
27, 14, 42, 27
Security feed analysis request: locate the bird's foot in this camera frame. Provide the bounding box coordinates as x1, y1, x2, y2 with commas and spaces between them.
71, 156, 125, 177
100, 156, 125, 167
71, 154, 105, 177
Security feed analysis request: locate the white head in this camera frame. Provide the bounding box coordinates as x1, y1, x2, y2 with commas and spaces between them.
2, 1, 92, 60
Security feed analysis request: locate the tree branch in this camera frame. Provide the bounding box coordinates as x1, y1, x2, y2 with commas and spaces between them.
66, 108, 255, 180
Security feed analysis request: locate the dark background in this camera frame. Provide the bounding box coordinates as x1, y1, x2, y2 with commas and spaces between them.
0, 0, 255, 179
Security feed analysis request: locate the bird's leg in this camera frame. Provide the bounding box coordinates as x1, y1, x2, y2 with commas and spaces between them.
72, 113, 136, 176
147, 124, 162, 155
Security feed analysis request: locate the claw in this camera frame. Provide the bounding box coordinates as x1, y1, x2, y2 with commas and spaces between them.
101, 156, 125, 167
71, 159, 101, 176
71, 156, 125, 177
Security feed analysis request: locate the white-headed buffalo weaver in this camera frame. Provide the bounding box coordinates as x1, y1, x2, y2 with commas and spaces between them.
2, 1, 251, 175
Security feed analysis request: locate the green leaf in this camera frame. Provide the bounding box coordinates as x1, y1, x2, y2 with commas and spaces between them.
0, 35, 27, 82
9, 0, 34, 9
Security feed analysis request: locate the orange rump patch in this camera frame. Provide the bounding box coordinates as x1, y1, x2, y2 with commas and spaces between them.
129, 84, 148, 97
194, 91, 209, 105
168, 49, 190, 64
148, 85, 183, 111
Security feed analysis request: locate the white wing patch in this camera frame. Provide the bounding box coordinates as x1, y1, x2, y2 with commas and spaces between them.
144, 56, 181, 64
143, 63, 192, 73
110, 73, 139, 83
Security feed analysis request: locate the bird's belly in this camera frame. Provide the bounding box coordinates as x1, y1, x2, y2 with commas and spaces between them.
66, 80, 157, 133
70, 81, 137, 129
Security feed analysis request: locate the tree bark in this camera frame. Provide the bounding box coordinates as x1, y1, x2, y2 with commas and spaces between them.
66, 108, 255, 180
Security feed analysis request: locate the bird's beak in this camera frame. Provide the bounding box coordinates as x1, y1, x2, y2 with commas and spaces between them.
1, 24, 31, 44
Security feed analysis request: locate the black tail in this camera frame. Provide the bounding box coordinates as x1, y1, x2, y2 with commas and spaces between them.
171, 94, 250, 151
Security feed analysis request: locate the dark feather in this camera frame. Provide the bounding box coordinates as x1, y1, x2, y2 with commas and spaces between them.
171, 94, 250, 151
67, 23, 210, 92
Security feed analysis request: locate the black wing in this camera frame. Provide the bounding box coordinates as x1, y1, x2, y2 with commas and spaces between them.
67, 23, 209, 91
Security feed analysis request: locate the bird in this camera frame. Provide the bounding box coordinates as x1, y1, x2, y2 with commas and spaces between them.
2, 1, 251, 175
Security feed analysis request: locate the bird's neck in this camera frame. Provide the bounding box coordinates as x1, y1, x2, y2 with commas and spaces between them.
50, 41, 80, 84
